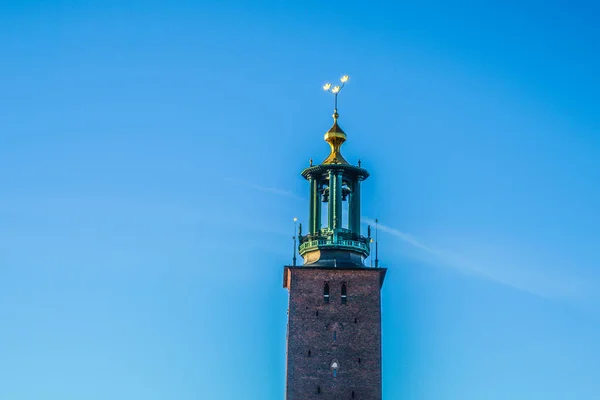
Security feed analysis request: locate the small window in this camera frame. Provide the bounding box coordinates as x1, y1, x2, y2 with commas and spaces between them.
331, 360, 339, 377
333, 331, 337, 341
341, 283, 347, 304
317, 386, 321, 394
324, 283, 330, 303
352, 390, 355, 398
308, 350, 311, 357
354, 318, 358, 324
316, 310, 319, 317
358, 358, 361, 364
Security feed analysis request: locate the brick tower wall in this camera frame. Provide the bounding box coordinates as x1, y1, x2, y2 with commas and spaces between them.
284, 267, 384, 400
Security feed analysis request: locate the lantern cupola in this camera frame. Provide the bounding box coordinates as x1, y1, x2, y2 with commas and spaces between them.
298, 76, 371, 267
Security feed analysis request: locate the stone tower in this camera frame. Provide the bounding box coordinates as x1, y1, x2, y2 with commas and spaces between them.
283, 78, 386, 400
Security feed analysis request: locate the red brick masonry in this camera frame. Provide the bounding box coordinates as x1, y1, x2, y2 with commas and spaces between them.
284, 267, 386, 400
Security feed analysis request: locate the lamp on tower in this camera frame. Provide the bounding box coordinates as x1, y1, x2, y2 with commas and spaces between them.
292, 217, 298, 266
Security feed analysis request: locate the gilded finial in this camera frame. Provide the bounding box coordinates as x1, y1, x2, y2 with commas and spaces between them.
323, 75, 349, 116
322, 75, 350, 165
309, 158, 313, 167
358, 159, 362, 168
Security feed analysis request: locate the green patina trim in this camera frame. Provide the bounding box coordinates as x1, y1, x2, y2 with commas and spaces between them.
298, 227, 371, 258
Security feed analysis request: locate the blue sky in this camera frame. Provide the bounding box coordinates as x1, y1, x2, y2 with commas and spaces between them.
1, 1, 599, 399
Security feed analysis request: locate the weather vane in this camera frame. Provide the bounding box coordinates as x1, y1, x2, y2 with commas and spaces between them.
323, 75, 349, 117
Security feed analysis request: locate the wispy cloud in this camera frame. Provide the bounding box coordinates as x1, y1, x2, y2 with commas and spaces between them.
363, 218, 596, 299
364, 218, 435, 253
228, 178, 304, 200
231, 184, 595, 299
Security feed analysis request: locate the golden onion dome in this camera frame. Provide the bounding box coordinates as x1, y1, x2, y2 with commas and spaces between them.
322, 111, 349, 165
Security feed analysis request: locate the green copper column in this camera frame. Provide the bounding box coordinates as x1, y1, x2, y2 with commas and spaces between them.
313, 179, 321, 233
327, 169, 334, 229
348, 177, 356, 233
352, 178, 361, 235
333, 171, 343, 229
308, 175, 315, 234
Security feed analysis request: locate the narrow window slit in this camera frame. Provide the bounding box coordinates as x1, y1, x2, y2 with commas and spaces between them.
331, 360, 339, 377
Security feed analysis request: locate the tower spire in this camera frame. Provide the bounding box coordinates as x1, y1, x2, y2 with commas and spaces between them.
322, 75, 350, 165
284, 76, 386, 398
296, 75, 371, 268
